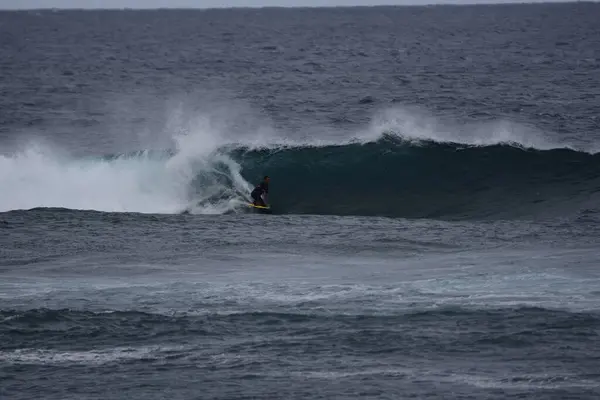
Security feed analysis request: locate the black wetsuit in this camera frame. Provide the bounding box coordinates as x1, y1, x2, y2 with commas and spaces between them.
251, 181, 269, 206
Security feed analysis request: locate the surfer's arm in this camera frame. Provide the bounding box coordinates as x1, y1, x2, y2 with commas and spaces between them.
260, 182, 269, 203
261, 182, 269, 194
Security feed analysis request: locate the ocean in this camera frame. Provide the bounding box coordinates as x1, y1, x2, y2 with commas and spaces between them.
1, 3, 600, 399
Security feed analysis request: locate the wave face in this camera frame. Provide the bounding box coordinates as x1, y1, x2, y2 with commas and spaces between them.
236, 136, 600, 219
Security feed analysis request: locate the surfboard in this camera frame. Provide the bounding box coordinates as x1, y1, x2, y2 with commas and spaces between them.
247, 203, 272, 213
248, 203, 270, 209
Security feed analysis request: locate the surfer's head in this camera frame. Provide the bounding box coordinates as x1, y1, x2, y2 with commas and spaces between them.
264, 175, 270, 182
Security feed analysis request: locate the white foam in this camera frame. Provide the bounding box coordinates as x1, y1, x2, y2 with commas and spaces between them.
447, 372, 600, 390
0, 128, 252, 214
0, 145, 181, 213
0, 345, 185, 365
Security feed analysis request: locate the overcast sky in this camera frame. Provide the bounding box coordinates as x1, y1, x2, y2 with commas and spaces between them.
0, 0, 572, 9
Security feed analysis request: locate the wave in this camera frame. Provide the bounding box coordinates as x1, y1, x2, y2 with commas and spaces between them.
234, 135, 600, 219
2, 107, 599, 219
3, 305, 598, 329
2, 306, 598, 348
3, 308, 598, 393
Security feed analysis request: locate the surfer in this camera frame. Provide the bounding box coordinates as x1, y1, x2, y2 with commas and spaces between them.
251, 175, 270, 207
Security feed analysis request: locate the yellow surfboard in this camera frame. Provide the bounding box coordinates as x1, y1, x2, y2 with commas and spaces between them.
247, 203, 270, 210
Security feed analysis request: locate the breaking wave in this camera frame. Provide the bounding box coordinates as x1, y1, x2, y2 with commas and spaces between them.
2, 107, 599, 219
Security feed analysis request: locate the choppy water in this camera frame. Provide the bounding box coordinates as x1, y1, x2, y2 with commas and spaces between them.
2, 4, 600, 399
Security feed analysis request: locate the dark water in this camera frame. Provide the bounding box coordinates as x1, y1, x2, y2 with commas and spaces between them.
2, 4, 600, 399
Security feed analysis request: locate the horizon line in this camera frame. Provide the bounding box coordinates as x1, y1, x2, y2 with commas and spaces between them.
1, 0, 596, 12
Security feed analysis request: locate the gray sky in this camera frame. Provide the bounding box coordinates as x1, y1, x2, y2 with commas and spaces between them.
0, 0, 572, 9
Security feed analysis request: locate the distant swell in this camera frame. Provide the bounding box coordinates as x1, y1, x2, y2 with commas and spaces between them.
3, 305, 599, 331
2, 307, 599, 353
234, 135, 600, 219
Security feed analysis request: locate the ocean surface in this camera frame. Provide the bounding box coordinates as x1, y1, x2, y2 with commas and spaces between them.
2, 3, 600, 399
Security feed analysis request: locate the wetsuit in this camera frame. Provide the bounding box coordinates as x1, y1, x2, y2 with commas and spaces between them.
251, 181, 269, 206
